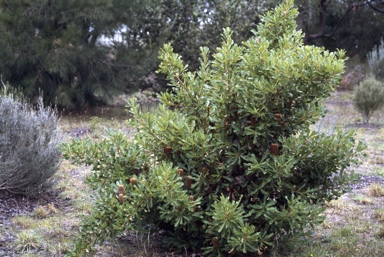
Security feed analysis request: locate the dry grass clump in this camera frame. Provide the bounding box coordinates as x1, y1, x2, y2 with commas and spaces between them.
373, 209, 384, 222
369, 183, 384, 197
352, 194, 374, 205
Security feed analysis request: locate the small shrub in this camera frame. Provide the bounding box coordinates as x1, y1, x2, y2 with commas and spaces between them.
62, 1, 364, 256
0, 89, 61, 196
353, 77, 384, 124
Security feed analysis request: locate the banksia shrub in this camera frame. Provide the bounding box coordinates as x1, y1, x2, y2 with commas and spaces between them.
0, 89, 61, 196
62, 0, 365, 256
354, 77, 384, 124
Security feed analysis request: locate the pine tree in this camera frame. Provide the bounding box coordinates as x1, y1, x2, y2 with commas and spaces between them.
0, 0, 151, 109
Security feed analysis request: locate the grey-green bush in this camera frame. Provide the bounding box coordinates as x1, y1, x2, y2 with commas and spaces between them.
354, 77, 384, 124
368, 38, 384, 81
0, 90, 61, 195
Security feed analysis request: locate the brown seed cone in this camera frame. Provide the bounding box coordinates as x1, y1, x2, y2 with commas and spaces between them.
118, 184, 124, 194
164, 145, 172, 155
130, 177, 137, 186
185, 176, 193, 189
202, 167, 208, 174
270, 143, 278, 155
211, 237, 219, 249
118, 193, 124, 204
177, 168, 184, 177
274, 113, 281, 120
189, 195, 194, 201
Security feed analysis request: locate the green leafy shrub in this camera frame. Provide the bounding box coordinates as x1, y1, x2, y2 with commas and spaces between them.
62, 0, 365, 256
368, 38, 384, 81
354, 77, 384, 124
0, 88, 61, 195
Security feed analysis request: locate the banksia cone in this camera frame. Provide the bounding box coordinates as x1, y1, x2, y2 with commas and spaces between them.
274, 113, 281, 120
270, 143, 278, 155
202, 166, 208, 174
185, 176, 193, 189
164, 145, 172, 155
211, 237, 219, 249
118, 193, 124, 204
130, 177, 137, 186
118, 184, 124, 194
177, 168, 184, 176
116, 184, 124, 198
189, 195, 194, 201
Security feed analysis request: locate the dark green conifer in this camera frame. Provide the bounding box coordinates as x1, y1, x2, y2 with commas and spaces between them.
0, 0, 150, 109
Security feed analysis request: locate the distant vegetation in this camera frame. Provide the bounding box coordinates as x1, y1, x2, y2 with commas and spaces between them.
0, 0, 383, 110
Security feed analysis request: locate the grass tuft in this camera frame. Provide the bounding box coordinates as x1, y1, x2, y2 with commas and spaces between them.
373, 209, 384, 222
33, 205, 49, 219
352, 194, 374, 205
369, 183, 384, 197
375, 227, 384, 238
12, 215, 36, 229
13, 230, 43, 253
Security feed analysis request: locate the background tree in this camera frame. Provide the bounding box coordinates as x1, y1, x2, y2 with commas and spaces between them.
0, 0, 278, 109
124, 0, 277, 75
0, 0, 152, 109
2, 0, 383, 110
295, 0, 384, 58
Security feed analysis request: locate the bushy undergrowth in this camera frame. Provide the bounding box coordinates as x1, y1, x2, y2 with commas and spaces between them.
0, 89, 61, 195
62, 1, 365, 256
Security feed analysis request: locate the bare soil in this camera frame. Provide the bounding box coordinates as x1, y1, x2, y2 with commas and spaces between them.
0, 189, 71, 256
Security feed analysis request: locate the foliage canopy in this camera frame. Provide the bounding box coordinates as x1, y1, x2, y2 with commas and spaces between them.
0, 0, 151, 109
296, 0, 384, 58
